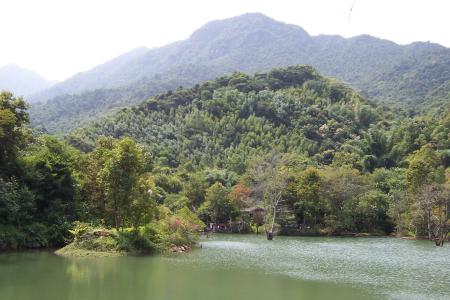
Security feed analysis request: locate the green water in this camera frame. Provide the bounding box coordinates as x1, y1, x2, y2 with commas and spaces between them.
1, 235, 449, 300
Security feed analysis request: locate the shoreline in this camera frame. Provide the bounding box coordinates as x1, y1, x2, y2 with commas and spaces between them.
1, 233, 442, 256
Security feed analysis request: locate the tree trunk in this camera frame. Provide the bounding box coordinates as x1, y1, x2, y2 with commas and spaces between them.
271, 206, 276, 233
267, 205, 276, 240
427, 210, 432, 240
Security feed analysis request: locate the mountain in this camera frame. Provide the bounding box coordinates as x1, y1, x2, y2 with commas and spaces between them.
68, 65, 381, 169
30, 47, 149, 103
0, 64, 57, 97
29, 13, 450, 134
69, 64, 449, 173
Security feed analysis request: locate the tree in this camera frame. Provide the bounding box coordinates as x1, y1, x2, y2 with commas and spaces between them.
249, 154, 289, 240
406, 144, 441, 192
0, 91, 29, 177
80, 137, 116, 218
99, 137, 144, 229
0, 178, 35, 226
199, 182, 234, 225
355, 190, 390, 232
413, 183, 450, 245
229, 183, 252, 210
130, 173, 157, 230
372, 168, 408, 235
21, 135, 81, 225
292, 167, 323, 228
184, 173, 208, 208
18, 135, 82, 246
319, 167, 370, 233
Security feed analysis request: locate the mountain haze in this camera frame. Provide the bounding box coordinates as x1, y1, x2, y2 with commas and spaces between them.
30, 47, 149, 103
30, 13, 450, 133
0, 64, 57, 98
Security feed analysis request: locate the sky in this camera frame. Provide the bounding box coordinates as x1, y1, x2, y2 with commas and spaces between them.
1, 0, 449, 81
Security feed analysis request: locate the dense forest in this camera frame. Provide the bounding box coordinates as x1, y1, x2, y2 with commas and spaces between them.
29, 13, 450, 134
1, 65, 448, 253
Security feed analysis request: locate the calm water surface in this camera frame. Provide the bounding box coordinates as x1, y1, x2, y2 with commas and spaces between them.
0, 235, 449, 300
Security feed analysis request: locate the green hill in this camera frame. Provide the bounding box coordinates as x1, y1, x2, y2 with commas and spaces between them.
30, 13, 450, 134
67, 65, 398, 172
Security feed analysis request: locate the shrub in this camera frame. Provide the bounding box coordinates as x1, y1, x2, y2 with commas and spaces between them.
117, 224, 163, 254
45, 222, 73, 247
0, 225, 25, 250
161, 207, 205, 247
69, 221, 93, 239
22, 223, 49, 248
0, 223, 68, 250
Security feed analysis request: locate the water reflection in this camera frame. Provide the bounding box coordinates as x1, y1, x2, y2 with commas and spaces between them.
0, 235, 449, 300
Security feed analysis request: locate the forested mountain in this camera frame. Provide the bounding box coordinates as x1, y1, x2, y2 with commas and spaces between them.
30, 13, 450, 134
30, 64, 226, 133
0, 64, 57, 98
69, 65, 449, 172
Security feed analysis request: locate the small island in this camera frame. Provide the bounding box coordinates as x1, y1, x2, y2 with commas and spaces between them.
55, 207, 204, 257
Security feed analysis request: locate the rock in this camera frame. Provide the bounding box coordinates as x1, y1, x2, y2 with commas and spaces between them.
169, 244, 191, 253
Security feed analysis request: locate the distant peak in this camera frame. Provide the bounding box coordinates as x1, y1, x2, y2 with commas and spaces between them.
217, 12, 276, 25
190, 12, 308, 41
233, 12, 273, 21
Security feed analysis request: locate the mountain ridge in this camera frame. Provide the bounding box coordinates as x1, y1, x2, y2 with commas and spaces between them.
0, 64, 57, 97
29, 13, 450, 133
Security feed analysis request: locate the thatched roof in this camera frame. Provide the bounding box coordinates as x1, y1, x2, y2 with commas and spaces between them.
242, 206, 266, 213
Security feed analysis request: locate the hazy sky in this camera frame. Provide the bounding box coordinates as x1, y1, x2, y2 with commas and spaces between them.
1, 0, 449, 81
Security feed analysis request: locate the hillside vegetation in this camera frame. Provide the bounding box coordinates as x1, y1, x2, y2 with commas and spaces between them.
29, 13, 450, 134
1, 66, 448, 252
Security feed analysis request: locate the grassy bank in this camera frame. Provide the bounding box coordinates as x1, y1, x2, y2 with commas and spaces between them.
55, 242, 125, 257
55, 208, 204, 257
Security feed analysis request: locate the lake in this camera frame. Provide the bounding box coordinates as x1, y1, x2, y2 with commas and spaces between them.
1, 235, 449, 300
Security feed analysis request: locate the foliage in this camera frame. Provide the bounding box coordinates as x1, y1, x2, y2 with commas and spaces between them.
1, 58, 449, 250
0, 91, 29, 177
248, 153, 289, 234
29, 14, 450, 134
199, 182, 235, 224
289, 167, 324, 228
160, 207, 205, 247
412, 183, 450, 244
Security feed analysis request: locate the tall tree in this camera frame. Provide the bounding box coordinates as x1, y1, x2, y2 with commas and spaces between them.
319, 167, 370, 232
100, 137, 144, 229
80, 137, 116, 218
130, 173, 157, 230
249, 154, 289, 240
406, 144, 441, 192
21, 135, 81, 225
413, 183, 450, 245
200, 182, 234, 225
292, 167, 323, 228
0, 91, 28, 177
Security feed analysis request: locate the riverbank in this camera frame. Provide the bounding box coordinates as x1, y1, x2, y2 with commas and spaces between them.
56, 240, 194, 257
277, 227, 387, 237
3, 231, 446, 258
55, 243, 125, 257
54, 220, 200, 257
